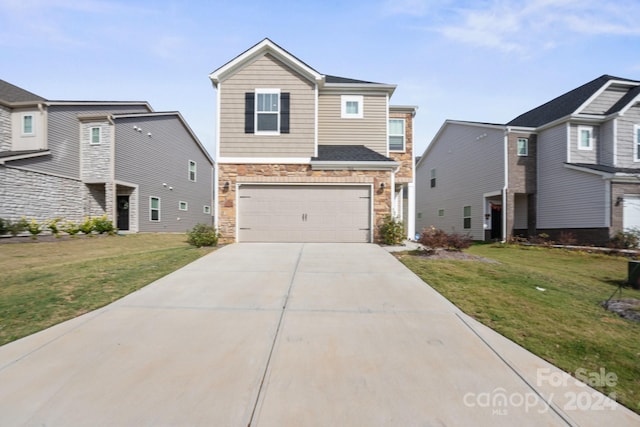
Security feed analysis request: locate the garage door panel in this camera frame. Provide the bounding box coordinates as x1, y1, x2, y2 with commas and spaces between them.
238, 185, 371, 243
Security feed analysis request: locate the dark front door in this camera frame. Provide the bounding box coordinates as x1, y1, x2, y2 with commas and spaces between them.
490, 204, 502, 240
117, 196, 130, 231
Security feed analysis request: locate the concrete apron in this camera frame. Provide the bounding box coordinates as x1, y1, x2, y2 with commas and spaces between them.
0, 244, 637, 426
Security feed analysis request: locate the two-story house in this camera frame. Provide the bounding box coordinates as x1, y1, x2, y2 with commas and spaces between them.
210, 39, 417, 243
0, 79, 214, 233
416, 75, 640, 245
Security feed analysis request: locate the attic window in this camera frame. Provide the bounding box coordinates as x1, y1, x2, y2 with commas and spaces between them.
341, 95, 363, 119
578, 126, 593, 150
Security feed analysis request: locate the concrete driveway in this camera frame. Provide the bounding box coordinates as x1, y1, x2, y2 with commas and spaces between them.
0, 243, 638, 426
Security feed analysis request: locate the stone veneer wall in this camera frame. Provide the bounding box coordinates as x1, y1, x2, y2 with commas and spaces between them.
218, 163, 392, 243
0, 106, 11, 152
388, 111, 414, 183
0, 166, 84, 222
81, 122, 112, 182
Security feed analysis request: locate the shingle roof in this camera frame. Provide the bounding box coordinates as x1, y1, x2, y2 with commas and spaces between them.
312, 145, 394, 162
324, 75, 380, 85
0, 80, 45, 103
569, 163, 640, 174
507, 75, 639, 127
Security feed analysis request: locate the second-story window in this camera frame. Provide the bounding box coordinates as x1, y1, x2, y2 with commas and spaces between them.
578, 126, 593, 150
430, 168, 436, 188
389, 119, 405, 151
189, 160, 197, 182
22, 114, 34, 135
90, 127, 101, 145
341, 95, 363, 119
256, 89, 280, 133
517, 138, 528, 156
635, 125, 640, 162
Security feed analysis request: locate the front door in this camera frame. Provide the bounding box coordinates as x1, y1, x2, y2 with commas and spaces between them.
490, 204, 502, 240
117, 196, 130, 231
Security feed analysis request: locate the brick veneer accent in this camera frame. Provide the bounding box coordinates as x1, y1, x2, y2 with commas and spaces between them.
217, 163, 392, 243
389, 111, 413, 183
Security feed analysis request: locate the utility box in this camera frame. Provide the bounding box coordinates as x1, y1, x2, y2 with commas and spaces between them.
628, 260, 640, 289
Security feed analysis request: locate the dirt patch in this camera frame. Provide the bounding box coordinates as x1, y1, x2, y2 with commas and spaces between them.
401, 248, 499, 263
602, 298, 640, 323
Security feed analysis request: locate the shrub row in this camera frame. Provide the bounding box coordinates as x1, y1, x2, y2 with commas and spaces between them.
418, 227, 473, 251
0, 215, 115, 239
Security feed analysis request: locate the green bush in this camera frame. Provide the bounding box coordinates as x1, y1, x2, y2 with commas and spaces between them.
92, 215, 115, 234
26, 218, 42, 239
379, 215, 405, 245
609, 229, 640, 249
47, 218, 63, 237
8, 218, 29, 236
186, 223, 219, 247
61, 220, 81, 236
79, 217, 95, 235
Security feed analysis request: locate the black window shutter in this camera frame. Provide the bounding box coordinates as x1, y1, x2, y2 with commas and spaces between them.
244, 92, 255, 134
281, 92, 290, 134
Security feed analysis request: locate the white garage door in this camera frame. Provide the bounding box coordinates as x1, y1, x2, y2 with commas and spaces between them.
623, 195, 640, 231
238, 185, 371, 242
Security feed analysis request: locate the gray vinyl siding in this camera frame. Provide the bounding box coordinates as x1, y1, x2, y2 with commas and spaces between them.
0, 105, 10, 151
218, 54, 316, 157
318, 93, 388, 155
569, 123, 599, 164
415, 123, 504, 239
581, 86, 628, 114
537, 124, 607, 228
599, 119, 615, 166
615, 104, 640, 168
114, 115, 214, 232
9, 104, 148, 178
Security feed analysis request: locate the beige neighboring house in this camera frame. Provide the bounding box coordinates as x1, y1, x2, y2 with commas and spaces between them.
209, 39, 417, 243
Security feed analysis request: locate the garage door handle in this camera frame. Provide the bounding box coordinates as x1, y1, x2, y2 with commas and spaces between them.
302, 213, 308, 221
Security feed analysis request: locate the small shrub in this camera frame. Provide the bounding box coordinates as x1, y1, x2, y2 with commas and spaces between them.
26, 218, 42, 239
61, 220, 81, 236
419, 226, 472, 251
379, 215, 405, 245
187, 223, 219, 247
47, 217, 63, 237
530, 233, 553, 246
609, 229, 640, 249
92, 215, 115, 234
79, 217, 95, 235
446, 232, 473, 251
8, 218, 29, 236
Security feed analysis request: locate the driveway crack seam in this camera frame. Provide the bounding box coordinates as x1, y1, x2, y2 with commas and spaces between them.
247, 243, 304, 427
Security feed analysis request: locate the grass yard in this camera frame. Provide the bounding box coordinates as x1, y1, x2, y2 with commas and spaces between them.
0, 234, 215, 346
398, 243, 640, 414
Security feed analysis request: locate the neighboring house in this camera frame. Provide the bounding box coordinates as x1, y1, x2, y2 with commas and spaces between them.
209, 39, 417, 243
416, 74, 640, 245
0, 79, 214, 232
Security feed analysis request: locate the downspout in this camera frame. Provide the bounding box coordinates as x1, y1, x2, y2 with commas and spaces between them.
108, 115, 117, 224
502, 130, 509, 243
213, 85, 221, 230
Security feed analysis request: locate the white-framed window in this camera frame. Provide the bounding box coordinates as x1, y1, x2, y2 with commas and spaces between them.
438, 209, 445, 217
90, 127, 101, 145
150, 197, 160, 221
341, 95, 363, 119
430, 168, 436, 188
634, 125, 640, 162
389, 119, 405, 151
578, 126, 593, 150
188, 160, 197, 182
255, 88, 280, 133
463, 206, 471, 229
203, 205, 211, 214
179, 201, 188, 211
22, 114, 34, 135
517, 138, 528, 156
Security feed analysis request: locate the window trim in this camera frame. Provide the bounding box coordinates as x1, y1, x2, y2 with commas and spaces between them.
22, 114, 34, 136
634, 125, 640, 162
150, 196, 161, 222
203, 205, 211, 214
90, 126, 101, 145
341, 95, 363, 119
438, 209, 445, 217
188, 160, 197, 182
463, 205, 471, 229
255, 88, 281, 134
389, 118, 406, 152
577, 126, 593, 151
517, 138, 528, 156
179, 201, 188, 211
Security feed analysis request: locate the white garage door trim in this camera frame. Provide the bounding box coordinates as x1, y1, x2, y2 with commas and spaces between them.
623, 194, 640, 231
236, 183, 374, 243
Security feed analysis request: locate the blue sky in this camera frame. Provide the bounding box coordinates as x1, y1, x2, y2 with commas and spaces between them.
2, 0, 640, 157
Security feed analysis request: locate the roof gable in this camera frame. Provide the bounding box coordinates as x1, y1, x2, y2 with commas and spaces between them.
507, 75, 639, 127
0, 79, 46, 104
209, 38, 323, 86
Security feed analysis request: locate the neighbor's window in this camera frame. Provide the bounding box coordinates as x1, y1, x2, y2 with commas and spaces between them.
203, 205, 211, 214
389, 119, 405, 151
150, 197, 160, 221
430, 168, 436, 188
341, 95, 363, 119
179, 201, 188, 211
417, 212, 422, 219
578, 126, 593, 150
90, 127, 101, 145
438, 209, 445, 217
22, 114, 34, 135
517, 138, 528, 156
189, 160, 197, 182
463, 206, 471, 229
635, 125, 640, 162
256, 89, 280, 132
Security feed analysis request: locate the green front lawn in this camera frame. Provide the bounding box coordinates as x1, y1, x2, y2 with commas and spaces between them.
0, 234, 214, 346
398, 244, 640, 414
